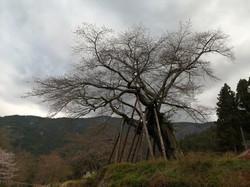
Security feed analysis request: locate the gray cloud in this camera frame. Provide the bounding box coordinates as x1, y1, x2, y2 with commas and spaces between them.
0, 0, 249, 120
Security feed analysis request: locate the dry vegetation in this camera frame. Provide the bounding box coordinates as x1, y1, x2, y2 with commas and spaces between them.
57, 152, 250, 187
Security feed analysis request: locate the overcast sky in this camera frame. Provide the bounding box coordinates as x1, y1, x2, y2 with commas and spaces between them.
0, 0, 249, 120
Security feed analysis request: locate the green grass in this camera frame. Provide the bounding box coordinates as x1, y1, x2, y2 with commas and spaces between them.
100, 152, 250, 187
57, 152, 250, 187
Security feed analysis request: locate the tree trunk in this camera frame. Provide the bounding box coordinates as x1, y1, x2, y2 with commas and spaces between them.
146, 107, 179, 159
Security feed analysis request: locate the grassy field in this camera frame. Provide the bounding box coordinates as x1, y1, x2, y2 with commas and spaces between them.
58, 152, 250, 187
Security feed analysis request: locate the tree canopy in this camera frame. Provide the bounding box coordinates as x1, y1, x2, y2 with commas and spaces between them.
216, 83, 242, 151
31, 21, 234, 122
215, 78, 250, 152
30, 21, 234, 159
236, 79, 250, 132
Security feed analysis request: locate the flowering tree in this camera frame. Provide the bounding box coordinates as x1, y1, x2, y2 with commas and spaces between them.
0, 148, 18, 181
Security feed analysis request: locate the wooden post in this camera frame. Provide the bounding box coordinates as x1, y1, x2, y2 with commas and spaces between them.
127, 129, 137, 162
115, 118, 125, 163
137, 96, 155, 161
131, 133, 141, 162
134, 132, 144, 162
154, 108, 167, 161
146, 144, 149, 160
119, 99, 137, 162
119, 123, 131, 162
108, 133, 120, 164
240, 126, 247, 150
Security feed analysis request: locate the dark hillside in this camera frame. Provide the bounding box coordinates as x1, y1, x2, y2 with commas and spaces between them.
0, 115, 120, 155
173, 122, 213, 140
0, 115, 215, 183
0, 115, 212, 156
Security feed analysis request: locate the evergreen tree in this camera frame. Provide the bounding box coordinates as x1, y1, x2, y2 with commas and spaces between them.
216, 83, 242, 152
236, 78, 250, 135
237, 78, 250, 112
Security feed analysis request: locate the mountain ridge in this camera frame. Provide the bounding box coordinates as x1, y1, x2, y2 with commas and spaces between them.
0, 115, 213, 155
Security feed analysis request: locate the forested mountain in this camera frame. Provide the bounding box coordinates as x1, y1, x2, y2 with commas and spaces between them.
0, 115, 212, 184
0, 115, 120, 155
0, 115, 212, 155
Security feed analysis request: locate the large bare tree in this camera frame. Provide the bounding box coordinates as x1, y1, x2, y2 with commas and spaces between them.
30, 21, 234, 158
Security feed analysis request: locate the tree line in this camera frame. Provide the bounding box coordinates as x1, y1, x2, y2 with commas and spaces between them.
180, 78, 250, 153
216, 77, 250, 152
